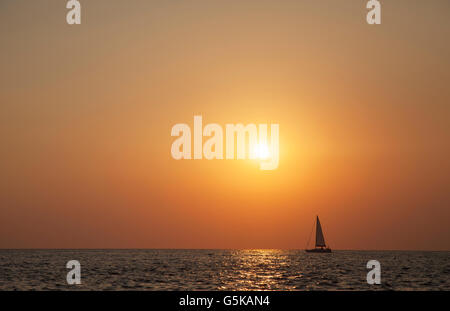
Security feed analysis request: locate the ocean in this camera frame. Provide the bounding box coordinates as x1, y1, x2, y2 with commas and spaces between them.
0, 250, 448, 290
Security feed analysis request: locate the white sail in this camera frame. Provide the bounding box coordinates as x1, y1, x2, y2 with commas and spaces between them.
315, 216, 326, 247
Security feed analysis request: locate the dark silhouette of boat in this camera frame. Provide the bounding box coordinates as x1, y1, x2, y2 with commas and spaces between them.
305, 216, 332, 253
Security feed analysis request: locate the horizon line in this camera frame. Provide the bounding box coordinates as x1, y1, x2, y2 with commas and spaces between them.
0, 248, 449, 252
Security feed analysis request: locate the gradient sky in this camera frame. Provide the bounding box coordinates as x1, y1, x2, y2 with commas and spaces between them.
1, 0, 449, 250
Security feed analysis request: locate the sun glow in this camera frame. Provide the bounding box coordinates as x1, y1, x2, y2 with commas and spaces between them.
253, 143, 270, 159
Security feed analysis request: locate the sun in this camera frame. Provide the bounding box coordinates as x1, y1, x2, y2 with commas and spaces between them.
252, 143, 270, 159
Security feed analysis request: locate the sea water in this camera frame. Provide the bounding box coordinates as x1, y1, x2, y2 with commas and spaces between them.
0, 249, 448, 290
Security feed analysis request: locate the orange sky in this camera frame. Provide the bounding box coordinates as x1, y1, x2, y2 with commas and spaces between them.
0, 0, 449, 250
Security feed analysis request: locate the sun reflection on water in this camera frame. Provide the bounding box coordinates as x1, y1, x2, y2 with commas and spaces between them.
217, 249, 298, 290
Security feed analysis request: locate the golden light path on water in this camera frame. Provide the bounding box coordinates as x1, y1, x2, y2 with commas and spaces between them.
218, 250, 299, 290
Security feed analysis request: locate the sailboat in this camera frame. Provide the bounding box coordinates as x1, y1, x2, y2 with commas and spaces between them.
305, 216, 332, 253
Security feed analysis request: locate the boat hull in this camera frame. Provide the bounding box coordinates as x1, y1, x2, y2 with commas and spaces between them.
305, 248, 332, 253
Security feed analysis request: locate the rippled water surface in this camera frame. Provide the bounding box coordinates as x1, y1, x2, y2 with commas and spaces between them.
0, 250, 448, 290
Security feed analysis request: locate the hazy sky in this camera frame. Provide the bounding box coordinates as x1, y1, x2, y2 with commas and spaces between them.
1, 0, 449, 249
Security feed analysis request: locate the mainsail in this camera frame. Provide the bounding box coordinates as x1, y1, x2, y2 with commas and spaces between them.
315, 216, 326, 247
